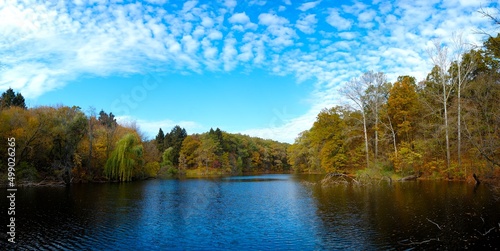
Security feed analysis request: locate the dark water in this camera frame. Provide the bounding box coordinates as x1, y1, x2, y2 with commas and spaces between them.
1, 174, 499, 250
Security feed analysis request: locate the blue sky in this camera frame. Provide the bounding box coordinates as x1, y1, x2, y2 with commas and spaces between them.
0, 0, 498, 143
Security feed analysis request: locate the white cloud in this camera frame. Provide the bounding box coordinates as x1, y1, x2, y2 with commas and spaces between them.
249, 0, 267, 6
182, 0, 198, 13
257, 13, 297, 48
229, 12, 250, 24
358, 9, 376, 23
326, 8, 352, 30
207, 29, 223, 40
181, 35, 200, 55
143, 0, 168, 4
258, 13, 289, 26
239, 115, 313, 143
338, 31, 358, 40
296, 14, 317, 34
342, 1, 368, 15
297, 0, 321, 12
222, 36, 238, 71
229, 12, 257, 31
379, 1, 392, 14
201, 16, 214, 28
116, 116, 204, 140
224, 0, 237, 9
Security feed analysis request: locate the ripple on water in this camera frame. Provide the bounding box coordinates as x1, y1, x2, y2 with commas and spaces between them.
3, 176, 499, 250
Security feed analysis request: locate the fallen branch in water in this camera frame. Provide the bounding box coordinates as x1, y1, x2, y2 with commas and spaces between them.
427, 218, 442, 230
399, 238, 440, 246
475, 227, 496, 236
321, 173, 353, 186
398, 172, 423, 182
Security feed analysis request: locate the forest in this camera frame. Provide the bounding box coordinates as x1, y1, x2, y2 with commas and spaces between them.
288, 34, 500, 181
0, 92, 290, 184
1, 32, 500, 185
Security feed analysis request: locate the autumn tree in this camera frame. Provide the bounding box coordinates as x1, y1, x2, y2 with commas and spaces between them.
104, 133, 143, 181
308, 107, 349, 173
179, 135, 202, 169
386, 76, 422, 173
342, 76, 370, 168
50, 106, 88, 184
140, 140, 161, 178
427, 40, 454, 174
98, 110, 118, 160
195, 135, 219, 174
448, 34, 476, 174
362, 71, 388, 161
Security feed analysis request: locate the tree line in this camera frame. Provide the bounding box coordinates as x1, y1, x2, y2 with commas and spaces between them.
154, 127, 290, 177
0, 95, 290, 184
287, 34, 500, 180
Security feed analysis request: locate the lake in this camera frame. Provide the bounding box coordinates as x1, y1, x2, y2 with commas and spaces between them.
1, 174, 499, 250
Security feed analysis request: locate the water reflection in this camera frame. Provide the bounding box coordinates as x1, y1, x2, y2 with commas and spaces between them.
1, 175, 499, 250
310, 180, 500, 249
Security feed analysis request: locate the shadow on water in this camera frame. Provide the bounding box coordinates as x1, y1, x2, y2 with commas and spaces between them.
309, 179, 500, 250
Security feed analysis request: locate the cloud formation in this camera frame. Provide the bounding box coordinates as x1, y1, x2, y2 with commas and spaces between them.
297, 0, 322, 12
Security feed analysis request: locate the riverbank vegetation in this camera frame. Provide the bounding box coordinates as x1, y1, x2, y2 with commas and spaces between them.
287, 33, 500, 182
0, 95, 290, 184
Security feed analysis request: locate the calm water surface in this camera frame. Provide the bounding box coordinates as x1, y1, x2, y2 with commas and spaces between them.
1, 174, 499, 250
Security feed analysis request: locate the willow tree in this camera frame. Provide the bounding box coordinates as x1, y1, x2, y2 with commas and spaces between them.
105, 133, 143, 181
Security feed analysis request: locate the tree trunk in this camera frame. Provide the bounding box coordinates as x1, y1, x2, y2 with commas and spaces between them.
458, 80, 462, 175
444, 88, 451, 177
88, 118, 93, 176
375, 110, 379, 161
362, 112, 369, 168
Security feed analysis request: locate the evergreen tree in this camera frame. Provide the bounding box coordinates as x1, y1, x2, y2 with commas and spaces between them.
12, 93, 27, 109
0, 88, 26, 110
164, 125, 187, 166
98, 110, 117, 128
155, 128, 165, 153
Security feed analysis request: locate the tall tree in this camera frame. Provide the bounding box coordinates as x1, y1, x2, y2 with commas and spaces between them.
450, 34, 476, 174
363, 71, 388, 161
155, 128, 165, 153
387, 76, 419, 143
343, 75, 370, 168
462, 41, 500, 168
309, 107, 348, 173
86, 107, 97, 175
51, 106, 88, 184
427, 40, 454, 174
98, 110, 118, 160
